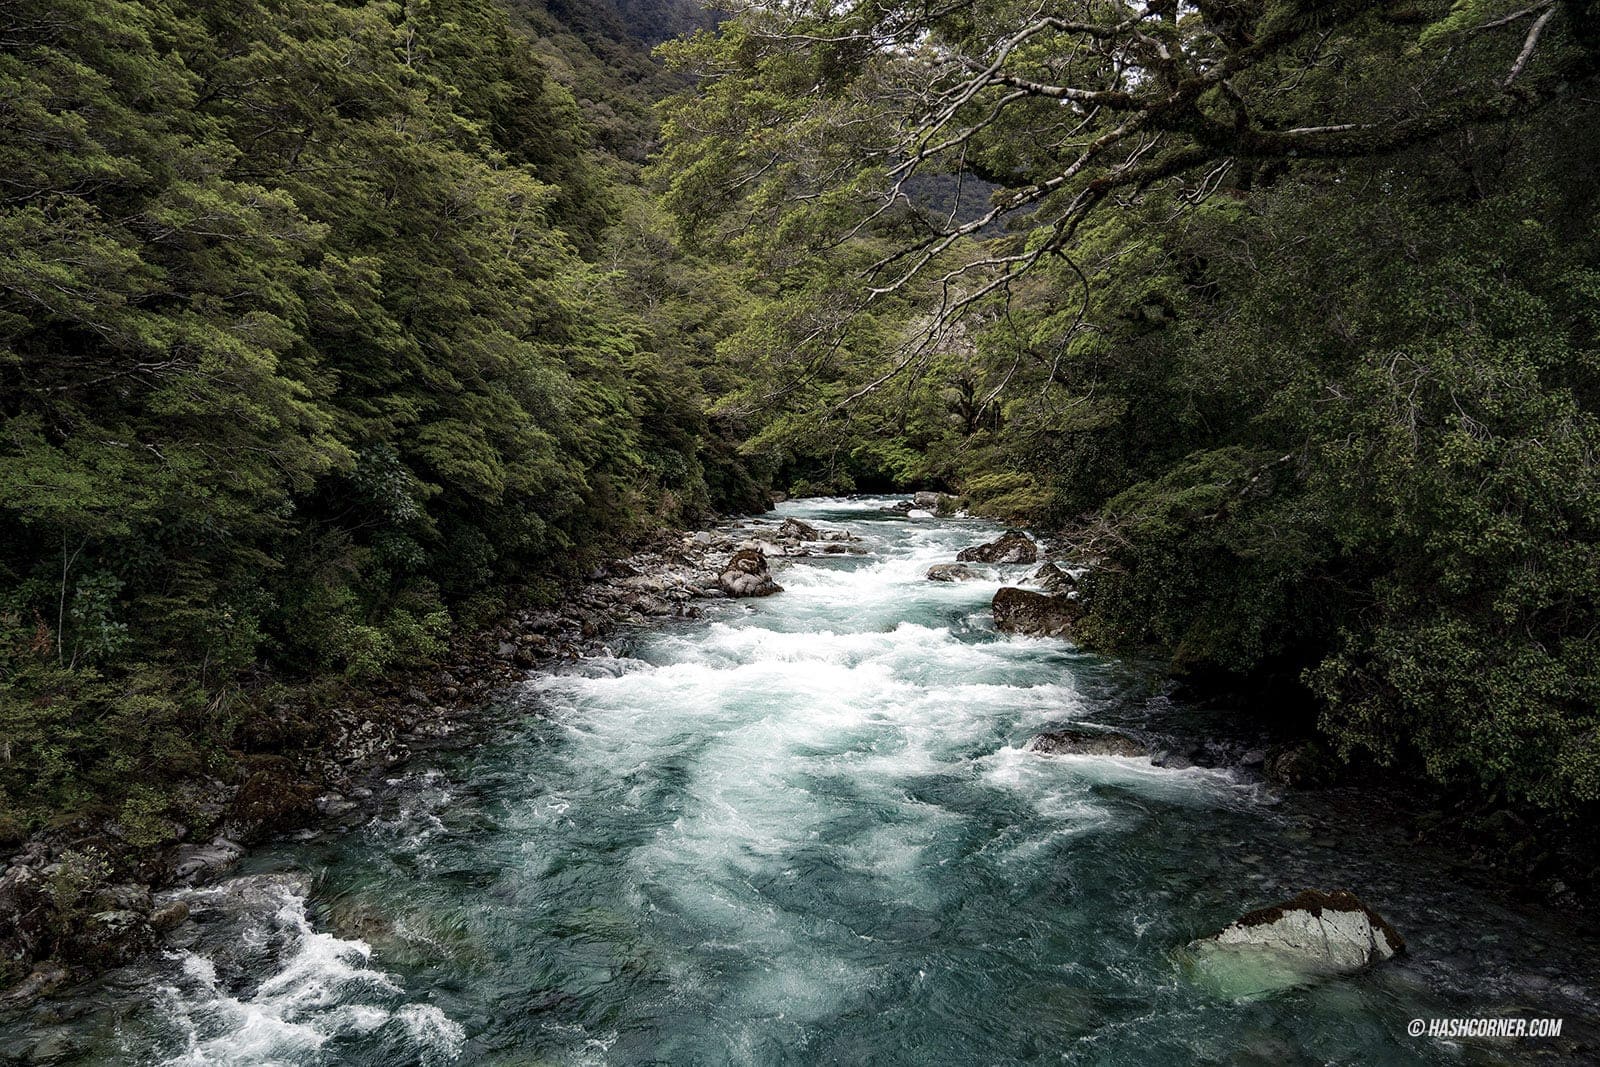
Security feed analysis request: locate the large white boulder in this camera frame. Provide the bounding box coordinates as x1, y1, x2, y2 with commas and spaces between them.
1184, 889, 1405, 998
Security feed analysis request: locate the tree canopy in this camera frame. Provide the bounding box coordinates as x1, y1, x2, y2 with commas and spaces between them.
655, 0, 1600, 815
0, 0, 763, 844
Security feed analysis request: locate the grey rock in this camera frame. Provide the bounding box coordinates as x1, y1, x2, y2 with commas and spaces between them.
958, 529, 1039, 564
316, 793, 356, 817
522, 611, 565, 634
1030, 561, 1074, 593
92, 883, 152, 914
926, 563, 979, 582
171, 838, 244, 883
718, 548, 783, 598
1186, 889, 1405, 997
635, 595, 677, 617
0, 962, 69, 1007
991, 587, 1078, 637
1027, 728, 1146, 758
778, 517, 822, 541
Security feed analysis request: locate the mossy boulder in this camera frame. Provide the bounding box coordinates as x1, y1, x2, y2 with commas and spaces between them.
992, 587, 1079, 637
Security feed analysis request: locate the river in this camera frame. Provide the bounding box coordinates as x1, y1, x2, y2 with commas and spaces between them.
5, 497, 1595, 1065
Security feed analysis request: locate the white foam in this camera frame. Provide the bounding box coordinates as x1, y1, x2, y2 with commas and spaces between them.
156, 882, 463, 1065
978, 743, 1253, 810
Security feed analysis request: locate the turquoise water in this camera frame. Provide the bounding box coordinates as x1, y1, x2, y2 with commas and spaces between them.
6, 498, 1595, 1065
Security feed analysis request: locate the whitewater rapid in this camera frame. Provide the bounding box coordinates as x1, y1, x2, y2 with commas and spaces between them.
10, 497, 1596, 1065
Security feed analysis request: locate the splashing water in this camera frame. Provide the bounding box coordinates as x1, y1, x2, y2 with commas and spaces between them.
8, 498, 1596, 1065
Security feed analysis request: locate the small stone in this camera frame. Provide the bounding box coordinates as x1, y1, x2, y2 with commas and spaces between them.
150, 901, 191, 933
171, 838, 244, 883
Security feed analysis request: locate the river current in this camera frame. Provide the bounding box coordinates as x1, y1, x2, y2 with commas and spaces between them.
4, 498, 1596, 1065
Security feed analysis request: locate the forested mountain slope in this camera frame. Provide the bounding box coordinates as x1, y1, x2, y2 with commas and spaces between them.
0, 0, 756, 858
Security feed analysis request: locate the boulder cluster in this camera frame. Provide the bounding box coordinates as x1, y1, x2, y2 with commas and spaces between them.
925, 529, 1083, 640
884, 490, 958, 517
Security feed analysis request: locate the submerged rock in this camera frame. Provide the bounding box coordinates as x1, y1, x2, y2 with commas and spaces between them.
957, 530, 1038, 564
991, 587, 1078, 637
926, 563, 979, 582
718, 548, 783, 597
0, 962, 69, 1007
1184, 889, 1404, 998
1027, 728, 1146, 758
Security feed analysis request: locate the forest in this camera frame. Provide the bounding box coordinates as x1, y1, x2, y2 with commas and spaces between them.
2, 0, 1598, 973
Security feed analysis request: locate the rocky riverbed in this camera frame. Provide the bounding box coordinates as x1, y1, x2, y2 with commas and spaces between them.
2, 498, 1596, 1066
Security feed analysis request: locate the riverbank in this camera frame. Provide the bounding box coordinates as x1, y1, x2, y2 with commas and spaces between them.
1, 511, 861, 1006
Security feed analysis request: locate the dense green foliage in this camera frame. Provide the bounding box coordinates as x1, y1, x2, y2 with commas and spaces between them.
658, 1, 1600, 816
3, 0, 1597, 862
0, 0, 758, 837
